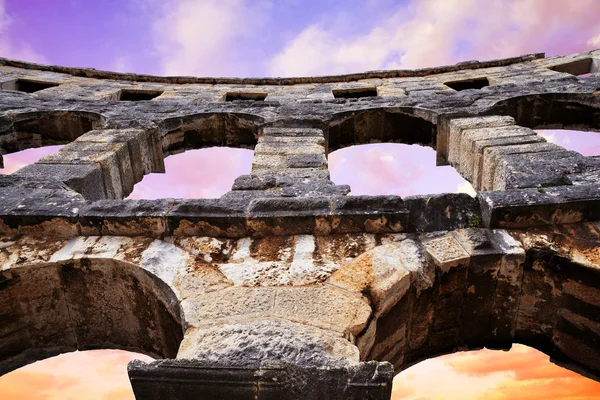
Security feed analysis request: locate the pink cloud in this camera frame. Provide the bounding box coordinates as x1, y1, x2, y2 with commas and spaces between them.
329, 143, 473, 196
128, 147, 253, 199
0, 146, 63, 175
269, 0, 600, 76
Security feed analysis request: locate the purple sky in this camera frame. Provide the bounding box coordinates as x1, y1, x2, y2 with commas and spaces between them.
1, 1, 600, 399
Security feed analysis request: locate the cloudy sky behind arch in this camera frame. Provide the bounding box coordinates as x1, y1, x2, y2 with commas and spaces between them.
2, 0, 600, 77
2, 0, 600, 399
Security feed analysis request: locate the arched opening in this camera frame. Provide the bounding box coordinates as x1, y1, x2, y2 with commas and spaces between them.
4, 110, 105, 153
488, 93, 600, 132
358, 238, 600, 384
536, 129, 600, 157
392, 343, 600, 399
125, 112, 261, 199
127, 147, 253, 199
0, 256, 183, 376
0, 110, 104, 171
327, 108, 474, 196
0, 145, 63, 174
0, 349, 153, 399
160, 112, 262, 156
329, 143, 474, 197
327, 108, 437, 152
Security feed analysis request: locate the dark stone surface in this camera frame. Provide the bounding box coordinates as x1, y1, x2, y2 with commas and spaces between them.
15, 163, 107, 200
478, 185, 600, 228
128, 359, 393, 400
404, 193, 481, 232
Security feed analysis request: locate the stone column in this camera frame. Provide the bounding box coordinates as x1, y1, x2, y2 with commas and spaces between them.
231, 124, 350, 197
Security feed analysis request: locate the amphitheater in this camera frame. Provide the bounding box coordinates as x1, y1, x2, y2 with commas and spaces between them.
0, 49, 599, 399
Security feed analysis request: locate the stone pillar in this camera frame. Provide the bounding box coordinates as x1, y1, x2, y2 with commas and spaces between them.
231, 125, 350, 197
128, 281, 394, 399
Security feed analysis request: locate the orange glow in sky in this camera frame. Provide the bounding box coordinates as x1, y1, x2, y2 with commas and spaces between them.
1, 344, 599, 399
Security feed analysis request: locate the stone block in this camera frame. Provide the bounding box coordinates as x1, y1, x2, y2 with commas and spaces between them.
273, 285, 371, 335
167, 199, 247, 238
473, 135, 547, 189
481, 142, 563, 190
247, 197, 331, 236
404, 193, 480, 232
261, 127, 324, 138
79, 199, 173, 237
285, 153, 327, 169
77, 128, 165, 182
446, 115, 515, 167
128, 358, 393, 400
37, 141, 133, 199
478, 185, 600, 228
422, 233, 470, 273
330, 196, 408, 234
15, 163, 107, 200
492, 150, 584, 190
458, 125, 536, 182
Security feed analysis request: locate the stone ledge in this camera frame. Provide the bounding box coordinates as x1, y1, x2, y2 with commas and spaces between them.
0, 52, 546, 85
128, 359, 393, 400
479, 185, 600, 228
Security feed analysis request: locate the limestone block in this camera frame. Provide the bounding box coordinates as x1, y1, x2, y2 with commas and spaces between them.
481, 142, 562, 190
77, 128, 165, 180
328, 239, 431, 318
492, 150, 584, 190
177, 319, 360, 365
446, 115, 515, 167
15, 163, 107, 200
472, 135, 546, 189
273, 285, 371, 336
182, 287, 276, 328
458, 125, 536, 182
422, 233, 470, 273
252, 153, 285, 171
37, 141, 132, 199
261, 127, 324, 138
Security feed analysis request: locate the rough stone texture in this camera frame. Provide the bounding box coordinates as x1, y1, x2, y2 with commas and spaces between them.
1, 50, 600, 399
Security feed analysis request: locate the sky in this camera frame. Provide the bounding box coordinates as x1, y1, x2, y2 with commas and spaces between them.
1, 0, 600, 399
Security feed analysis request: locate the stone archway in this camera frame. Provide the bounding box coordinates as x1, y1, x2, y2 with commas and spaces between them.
488, 92, 600, 132
159, 112, 264, 157
329, 226, 600, 381
0, 236, 186, 375
327, 107, 439, 153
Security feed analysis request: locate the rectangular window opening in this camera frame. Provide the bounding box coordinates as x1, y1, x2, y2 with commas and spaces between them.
549, 58, 593, 76
119, 89, 164, 101
6, 79, 60, 93
332, 87, 378, 99
225, 92, 268, 101
444, 77, 490, 91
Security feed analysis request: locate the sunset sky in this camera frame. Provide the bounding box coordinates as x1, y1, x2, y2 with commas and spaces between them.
1, 0, 600, 399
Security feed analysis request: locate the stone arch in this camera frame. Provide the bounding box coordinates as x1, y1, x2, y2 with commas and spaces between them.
329, 230, 600, 381
159, 112, 264, 157
488, 92, 600, 131
1, 110, 106, 155
326, 107, 439, 153
0, 237, 186, 376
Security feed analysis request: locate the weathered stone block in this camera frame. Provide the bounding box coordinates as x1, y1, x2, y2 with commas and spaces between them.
15, 163, 107, 200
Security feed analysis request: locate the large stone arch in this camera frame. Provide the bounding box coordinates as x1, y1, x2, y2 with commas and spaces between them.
0, 236, 186, 376
1, 110, 106, 155
326, 107, 439, 153
488, 92, 600, 131
159, 112, 264, 157
328, 227, 600, 381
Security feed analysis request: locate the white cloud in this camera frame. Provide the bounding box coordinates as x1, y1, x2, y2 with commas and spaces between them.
0, 0, 46, 63
268, 0, 600, 77
152, 0, 271, 76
